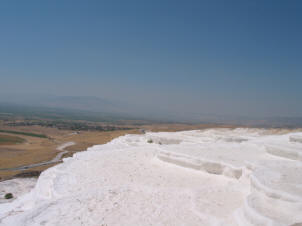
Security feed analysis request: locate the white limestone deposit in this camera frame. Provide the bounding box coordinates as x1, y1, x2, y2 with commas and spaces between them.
0, 178, 37, 204
0, 128, 302, 226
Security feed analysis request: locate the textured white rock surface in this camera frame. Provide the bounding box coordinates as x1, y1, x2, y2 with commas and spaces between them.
0, 178, 37, 204
0, 128, 301, 226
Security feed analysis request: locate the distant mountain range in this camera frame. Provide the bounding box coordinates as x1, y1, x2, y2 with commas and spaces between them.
0, 94, 302, 127
0, 94, 129, 113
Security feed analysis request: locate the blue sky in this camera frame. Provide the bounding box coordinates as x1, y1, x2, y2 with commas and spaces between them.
0, 0, 301, 117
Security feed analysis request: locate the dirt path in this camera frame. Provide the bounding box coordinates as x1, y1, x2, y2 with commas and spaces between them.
0, 142, 75, 171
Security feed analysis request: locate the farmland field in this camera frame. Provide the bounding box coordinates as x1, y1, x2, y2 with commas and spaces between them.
0, 134, 25, 145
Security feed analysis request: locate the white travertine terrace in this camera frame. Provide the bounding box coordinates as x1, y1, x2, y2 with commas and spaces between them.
0, 178, 37, 204
0, 128, 301, 226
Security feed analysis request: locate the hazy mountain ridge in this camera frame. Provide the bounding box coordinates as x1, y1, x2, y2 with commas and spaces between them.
0, 94, 302, 127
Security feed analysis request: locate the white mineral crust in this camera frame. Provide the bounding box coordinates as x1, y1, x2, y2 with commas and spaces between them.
0, 128, 301, 226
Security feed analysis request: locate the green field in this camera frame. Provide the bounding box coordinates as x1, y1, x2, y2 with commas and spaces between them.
0, 130, 47, 138
0, 134, 25, 145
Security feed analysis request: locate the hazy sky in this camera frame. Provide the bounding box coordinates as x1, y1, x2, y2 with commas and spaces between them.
1, 0, 301, 117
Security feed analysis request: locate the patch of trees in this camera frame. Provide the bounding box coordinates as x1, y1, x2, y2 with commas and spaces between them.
6, 121, 133, 132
